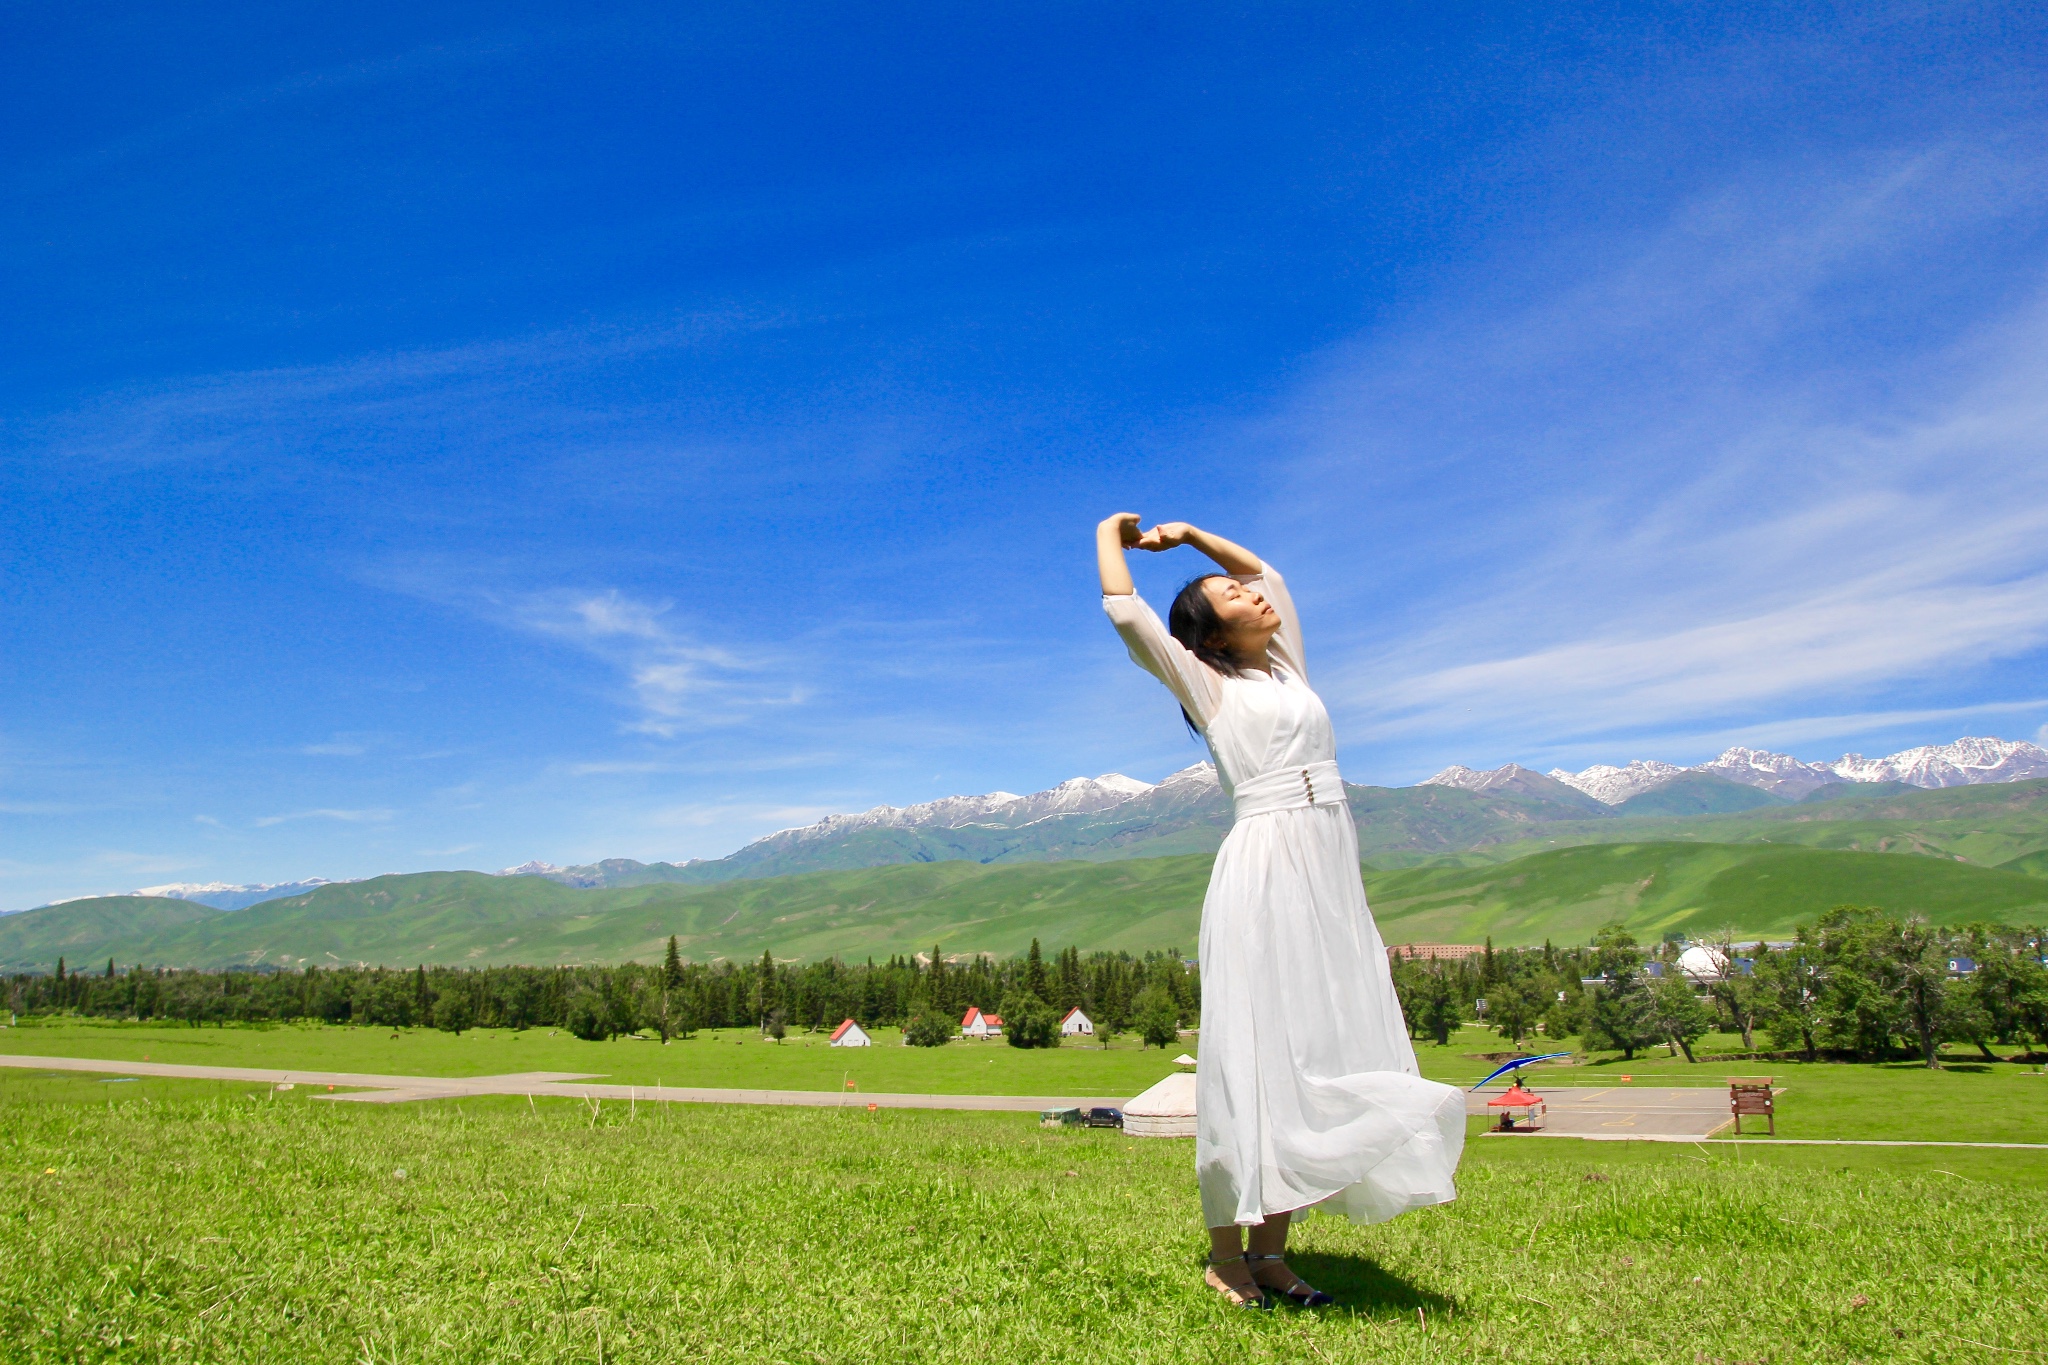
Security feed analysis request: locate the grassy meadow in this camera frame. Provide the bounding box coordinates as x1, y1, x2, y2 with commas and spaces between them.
4, 1069, 2045, 1364
0, 1017, 1186, 1100
8, 1016, 2048, 1143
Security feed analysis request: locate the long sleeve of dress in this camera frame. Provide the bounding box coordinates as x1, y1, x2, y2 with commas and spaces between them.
1102, 591, 1225, 729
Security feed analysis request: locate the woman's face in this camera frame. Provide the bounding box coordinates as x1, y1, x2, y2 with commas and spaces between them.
1202, 577, 1280, 656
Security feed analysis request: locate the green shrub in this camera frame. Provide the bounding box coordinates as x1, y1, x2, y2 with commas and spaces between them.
999, 990, 1059, 1049
902, 1007, 954, 1047
1132, 986, 1179, 1050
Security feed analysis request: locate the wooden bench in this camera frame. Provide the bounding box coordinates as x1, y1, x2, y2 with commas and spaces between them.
1728, 1078, 1775, 1135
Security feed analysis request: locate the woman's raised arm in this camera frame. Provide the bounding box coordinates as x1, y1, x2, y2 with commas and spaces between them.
1136, 521, 1262, 575
1096, 513, 1142, 595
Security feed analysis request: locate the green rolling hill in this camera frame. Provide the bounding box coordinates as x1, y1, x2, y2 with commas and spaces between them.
1999, 848, 2048, 878
1609, 771, 1784, 816
0, 859, 1217, 972
1363, 842, 2048, 945
0, 896, 225, 969
4, 835, 2046, 971
1428, 777, 2048, 869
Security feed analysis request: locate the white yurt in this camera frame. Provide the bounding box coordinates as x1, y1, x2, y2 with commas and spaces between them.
1122, 1070, 1197, 1138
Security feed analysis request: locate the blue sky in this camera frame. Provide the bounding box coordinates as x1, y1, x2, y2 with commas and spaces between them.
5, 4, 2047, 907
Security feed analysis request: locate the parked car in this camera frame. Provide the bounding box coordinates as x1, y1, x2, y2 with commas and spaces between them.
1084, 1107, 1124, 1129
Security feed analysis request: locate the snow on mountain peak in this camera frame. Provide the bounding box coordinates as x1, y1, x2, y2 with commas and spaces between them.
748, 770, 1175, 849
497, 861, 567, 877
130, 878, 344, 911
1420, 763, 1543, 795
1538, 736, 2047, 806
1829, 736, 2048, 786
1696, 747, 1842, 799
1545, 760, 1683, 806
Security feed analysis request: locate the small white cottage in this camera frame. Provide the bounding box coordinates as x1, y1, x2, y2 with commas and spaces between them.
828, 1019, 871, 1047
1059, 1006, 1094, 1036
960, 1007, 1003, 1039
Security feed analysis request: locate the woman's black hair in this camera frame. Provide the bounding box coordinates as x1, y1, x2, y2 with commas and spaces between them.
1166, 574, 1247, 736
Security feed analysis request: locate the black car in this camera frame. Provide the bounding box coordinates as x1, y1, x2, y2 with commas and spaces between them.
1083, 1107, 1124, 1129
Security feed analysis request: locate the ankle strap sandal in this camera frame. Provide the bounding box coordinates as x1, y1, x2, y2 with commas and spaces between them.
1243, 1253, 1334, 1308
1205, 1253, 1273, 1310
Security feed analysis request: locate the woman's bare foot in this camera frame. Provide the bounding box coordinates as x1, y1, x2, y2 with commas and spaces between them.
1204, 1253, 1269, 1308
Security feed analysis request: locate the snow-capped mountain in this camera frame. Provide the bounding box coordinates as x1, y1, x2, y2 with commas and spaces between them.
132, 879, 348, 911
1419, 763, 1609, 809
1527, 736, 2048, 807
1693, 748, 1842, 800
491, 764, 1232, 889
57, 738, 2045, 912
1538, 760, 1683, 806
1830, 737, 2048, 788
752, 765, 1213, 849
496, 861, 569, 878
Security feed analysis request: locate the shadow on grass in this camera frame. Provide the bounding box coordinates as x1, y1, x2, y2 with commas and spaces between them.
1285, 1252, 1456, 1320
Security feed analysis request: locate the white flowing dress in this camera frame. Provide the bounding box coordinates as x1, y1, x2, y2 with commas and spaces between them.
1104, 561, 1465, 1227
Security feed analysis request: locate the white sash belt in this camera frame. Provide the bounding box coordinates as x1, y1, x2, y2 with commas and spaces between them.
1231, 759, 1347, 821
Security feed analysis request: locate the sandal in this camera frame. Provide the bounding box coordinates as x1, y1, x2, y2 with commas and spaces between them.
1204, 1253, 1273, 1310
1245, 1252, 1334, 1308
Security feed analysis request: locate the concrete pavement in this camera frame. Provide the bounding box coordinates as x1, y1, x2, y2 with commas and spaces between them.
0, 1053, 1129, 1113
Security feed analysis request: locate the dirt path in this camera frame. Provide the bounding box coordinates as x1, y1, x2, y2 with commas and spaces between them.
0, 1053, 1128, 1112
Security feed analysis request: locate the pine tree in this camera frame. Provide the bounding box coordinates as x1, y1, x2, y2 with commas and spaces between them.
414, 965, 432, 1029
1025, 938, 1047, 997
1418, 969, 1462, 1047
106, 957, 115, 979
660, 935, 684, 1043
928, 944, 947, 1016
755, 949, 779, 1031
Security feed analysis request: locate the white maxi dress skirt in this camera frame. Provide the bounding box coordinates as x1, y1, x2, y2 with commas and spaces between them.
1105, 561, 1465, 1227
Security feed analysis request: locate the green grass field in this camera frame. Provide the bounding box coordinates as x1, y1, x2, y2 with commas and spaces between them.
0, 1018, 1189, 1099
8, 1018, 2048, 1144
3, 1071, 2043, 1363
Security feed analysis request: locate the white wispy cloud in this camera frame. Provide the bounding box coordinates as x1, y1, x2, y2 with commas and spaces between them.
1266, 142, 2048, 763
483, 585, 805, 736
252, 808, 396, 828
27, 306, 782, 478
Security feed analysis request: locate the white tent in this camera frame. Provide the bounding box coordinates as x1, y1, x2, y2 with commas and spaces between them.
1677, 944, 1728, 983
1123, 1071, 1197, 1138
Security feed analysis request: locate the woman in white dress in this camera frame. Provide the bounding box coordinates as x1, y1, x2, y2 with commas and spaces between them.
1095, 513, 1466, 1310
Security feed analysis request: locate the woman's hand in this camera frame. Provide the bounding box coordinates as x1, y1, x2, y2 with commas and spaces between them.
1099, 512, 1144, 547
1096, 513, 1142, 596
1136, 521, 1195, 552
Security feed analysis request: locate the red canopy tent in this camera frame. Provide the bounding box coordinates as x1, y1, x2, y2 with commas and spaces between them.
1486, 1081, 1545, 1132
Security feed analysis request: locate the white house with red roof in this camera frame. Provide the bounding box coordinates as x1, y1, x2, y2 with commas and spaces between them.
960, 1006, 1004, 1039
828, 1018, 871, 1047
1059, 1006, 1094, 1036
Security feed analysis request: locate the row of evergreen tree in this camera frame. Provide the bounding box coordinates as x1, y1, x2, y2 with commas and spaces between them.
14, 908, 2042, 1066
6, 937, 1198, 1047
1388, 908, 2048, 1067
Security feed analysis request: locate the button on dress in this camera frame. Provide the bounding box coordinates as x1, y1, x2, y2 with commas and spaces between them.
1104, 562, 1466, 1227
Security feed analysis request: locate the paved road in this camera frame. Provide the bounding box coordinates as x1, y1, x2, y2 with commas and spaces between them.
1465, 1085, 1738, 1138
0, 1054, 1128, 1113
15, 1056, 2047, 1147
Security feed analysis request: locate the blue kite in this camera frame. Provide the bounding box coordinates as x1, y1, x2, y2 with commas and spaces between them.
1470, 1052, 1571, 1091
